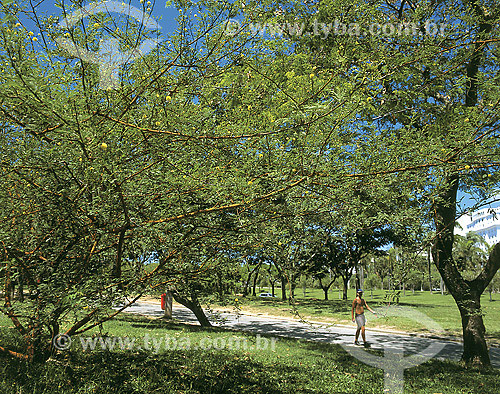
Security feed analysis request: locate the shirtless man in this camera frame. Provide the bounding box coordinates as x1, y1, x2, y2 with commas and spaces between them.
351, 289, 376, 347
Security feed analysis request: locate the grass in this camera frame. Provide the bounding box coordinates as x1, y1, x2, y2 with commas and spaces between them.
229, 288, 500, 343
1, 314, 499, 393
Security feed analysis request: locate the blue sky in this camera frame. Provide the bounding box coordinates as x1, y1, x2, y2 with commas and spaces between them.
33, 0, 181, 35
458, 191, 500, 213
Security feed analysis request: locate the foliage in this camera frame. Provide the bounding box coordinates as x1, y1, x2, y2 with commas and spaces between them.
1, 0, 500, 368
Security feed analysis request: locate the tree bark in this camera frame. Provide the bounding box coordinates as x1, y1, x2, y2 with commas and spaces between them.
17, 272, 24, 302
342, 276, 349, 300
318, 278, 329, 301
432, 174, 500, 367
428, 246, 433, 294
274, 262, 288, 300
289, 271, 296, 299
267, 267, 277, 297
457, 291, 490, 367
252, 265, 260, 297
280, 276, 287, 300
172, 292, 212, 327
163, 290, 173, 320
318, 276, 336, 301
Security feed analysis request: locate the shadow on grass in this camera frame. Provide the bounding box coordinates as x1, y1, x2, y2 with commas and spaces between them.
284, 299, 352, 315
1, 343, 364, 394
115, 314, 222, 333
397, 301, 440, 308
301, 341, 500, 394
2, 314, 499, 394
287, 298, 389, 315
2, 320, 499, 394
115, 314, 294, 343
405, 359, 500, 394
1, 350, 299, 394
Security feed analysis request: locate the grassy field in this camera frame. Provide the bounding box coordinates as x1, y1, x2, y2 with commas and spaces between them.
231, 288, 500, 343
1, 313, 499, 393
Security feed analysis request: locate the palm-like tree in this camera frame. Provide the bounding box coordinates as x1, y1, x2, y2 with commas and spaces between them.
453, 232, 489, 280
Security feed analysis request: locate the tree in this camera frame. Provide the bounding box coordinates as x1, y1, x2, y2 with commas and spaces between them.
432, 179, 500, 367
486, 271, 500, 302
301, 230, 345, 301
279, 0, 500, 367
453, 233, 489, 280
0, 0, 327, 360
364, 273, 380, 299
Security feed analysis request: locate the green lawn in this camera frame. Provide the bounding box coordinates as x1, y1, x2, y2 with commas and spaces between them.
1, 314, 499, 393
237, 288, 500, 343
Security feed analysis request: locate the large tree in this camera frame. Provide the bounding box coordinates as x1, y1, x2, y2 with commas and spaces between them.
264, 0, 500, 367
0, 0, 327, 360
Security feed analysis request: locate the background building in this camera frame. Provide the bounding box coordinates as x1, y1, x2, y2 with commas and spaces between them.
456, 207, 500, 247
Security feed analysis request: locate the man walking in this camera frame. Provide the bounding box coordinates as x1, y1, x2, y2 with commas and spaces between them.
351, 289, 376, 347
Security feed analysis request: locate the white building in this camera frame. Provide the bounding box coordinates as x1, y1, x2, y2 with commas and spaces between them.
456, 207, 500, 247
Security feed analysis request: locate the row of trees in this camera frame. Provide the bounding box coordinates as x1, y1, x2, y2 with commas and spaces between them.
1, 0, 499, 368
236, 231, 500, 300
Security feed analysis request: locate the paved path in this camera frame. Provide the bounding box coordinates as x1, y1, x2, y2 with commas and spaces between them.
121, 302, 500, 368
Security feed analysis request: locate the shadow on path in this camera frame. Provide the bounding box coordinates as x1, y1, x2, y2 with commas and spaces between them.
121, 302, 500, 368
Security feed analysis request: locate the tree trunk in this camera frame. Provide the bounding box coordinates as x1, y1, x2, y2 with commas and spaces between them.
244, 262, 261, 297
29, 330, 51, 363
163, 290, 173, 319
355, 272, 361, 291
17, 273, 24, 302
359, 265, 364, 290
342, 276, 349, 300
242, 271, 251, 296
289, 272, 296, 299
428, 246, 433, 294
191, 304, 211, 327
172, 292, 212, 327
281, 276, 287, 300
457, 292, 490, 367
112, 229, 125, 280
432, 174, 500, 368
252, 268, 260, 297
318, 278, 329, 300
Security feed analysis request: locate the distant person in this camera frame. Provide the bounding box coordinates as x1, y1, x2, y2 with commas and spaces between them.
351, 289, 376, 347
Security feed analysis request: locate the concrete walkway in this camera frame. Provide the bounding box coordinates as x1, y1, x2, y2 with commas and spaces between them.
121, 301, 500, 368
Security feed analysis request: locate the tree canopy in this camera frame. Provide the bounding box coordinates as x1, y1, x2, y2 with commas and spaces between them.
1, 0, 500, 367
